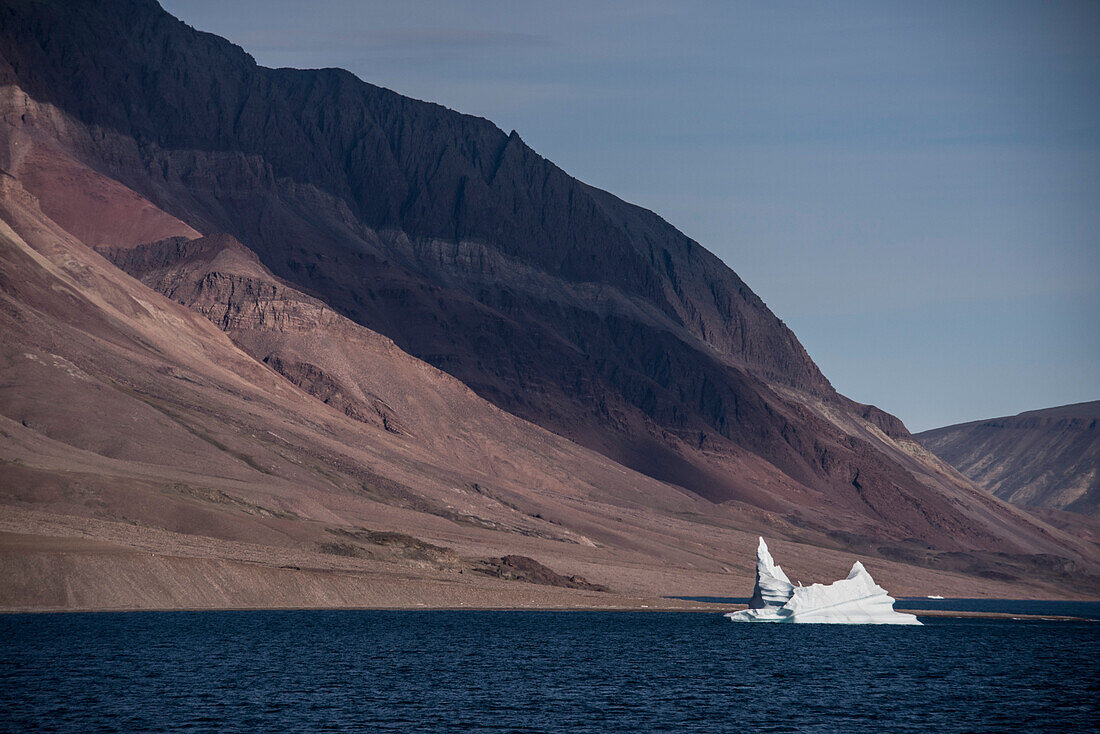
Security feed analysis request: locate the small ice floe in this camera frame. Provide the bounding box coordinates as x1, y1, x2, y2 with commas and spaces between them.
725, 538, 921, 625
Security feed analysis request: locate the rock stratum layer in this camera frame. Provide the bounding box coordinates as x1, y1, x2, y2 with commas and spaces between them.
0, 0, 1096, 609
918, 403, 1099, 516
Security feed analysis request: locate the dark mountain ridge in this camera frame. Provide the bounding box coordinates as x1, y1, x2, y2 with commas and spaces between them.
0, 0, 785, 364
0, 0, 1081, 562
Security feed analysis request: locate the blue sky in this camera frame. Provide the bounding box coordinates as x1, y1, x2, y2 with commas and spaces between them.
163, 0, 1099, 431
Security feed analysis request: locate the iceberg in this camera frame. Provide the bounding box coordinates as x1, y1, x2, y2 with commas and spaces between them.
746, 536, 794, 609
725, 538, 921, 625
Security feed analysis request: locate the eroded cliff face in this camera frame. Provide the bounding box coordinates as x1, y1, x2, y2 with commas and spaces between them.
100, 234, 417, 436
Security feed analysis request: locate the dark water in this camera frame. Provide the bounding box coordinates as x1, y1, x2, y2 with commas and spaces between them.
2, 611, 1097, 733
674, 597, 1100, 620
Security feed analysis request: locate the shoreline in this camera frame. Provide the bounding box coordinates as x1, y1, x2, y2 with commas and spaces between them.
2, 602, 1095, 621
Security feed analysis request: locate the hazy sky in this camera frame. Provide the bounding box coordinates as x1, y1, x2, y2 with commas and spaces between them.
162, 0, 1098, 431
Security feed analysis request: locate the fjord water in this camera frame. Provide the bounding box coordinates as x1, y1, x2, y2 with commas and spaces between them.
2, 611, 1097, 732
676, 597, 1100, 620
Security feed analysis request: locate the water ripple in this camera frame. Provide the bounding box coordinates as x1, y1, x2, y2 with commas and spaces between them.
0, 610, 1097, 732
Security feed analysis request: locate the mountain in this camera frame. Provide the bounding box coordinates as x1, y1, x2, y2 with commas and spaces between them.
0, 168, 722, 608
5, 165, 1068, 610
0, 0, 849, 508
0, 0, 1096, 608
917, 403, 1099, 516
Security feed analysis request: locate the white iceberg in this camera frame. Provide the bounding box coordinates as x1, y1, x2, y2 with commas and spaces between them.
746, 536, 794, 609
725, 538, 921, 625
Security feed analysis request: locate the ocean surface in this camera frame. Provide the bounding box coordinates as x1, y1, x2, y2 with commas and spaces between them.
674, 597, 1100, 620
2, 608, 1097, 732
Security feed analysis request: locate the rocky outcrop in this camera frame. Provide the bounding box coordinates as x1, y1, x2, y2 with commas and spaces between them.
918, 403, 1099, 515
100, 234, 418, 436
475, 555, 608, 592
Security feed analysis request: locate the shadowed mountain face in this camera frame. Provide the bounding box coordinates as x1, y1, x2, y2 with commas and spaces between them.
1, 0, 1097, 608
918, 403, 1100, 516
0, 0, 898, 505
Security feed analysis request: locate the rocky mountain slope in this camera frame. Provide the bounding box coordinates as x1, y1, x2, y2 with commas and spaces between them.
0, 0, 1096, 608
0, 167, 768, 609
918, 403, 1099, 516
0, 0, 944, 511
6, 151, 1085, 609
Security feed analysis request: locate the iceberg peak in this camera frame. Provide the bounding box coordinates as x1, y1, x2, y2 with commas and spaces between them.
727, 539, 921, 625
748, 537, 794, 610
